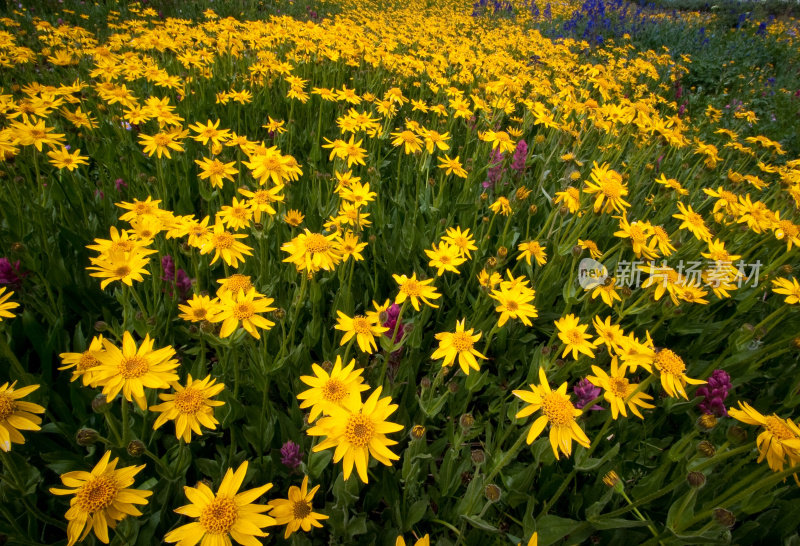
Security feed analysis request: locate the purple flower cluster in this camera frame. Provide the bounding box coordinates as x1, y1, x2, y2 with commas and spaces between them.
0, 258, 27, 289
161, 255, 192, 301
697, 369, 731, 417
573, 378, 603, 411
483, 149, 505, 189
382, 303, 405, 343
280, 440, 303, 470
511, 140, 528, 174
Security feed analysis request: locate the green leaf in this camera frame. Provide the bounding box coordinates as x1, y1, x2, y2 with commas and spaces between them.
403, 499, 429, 531
460, 515, 498, 533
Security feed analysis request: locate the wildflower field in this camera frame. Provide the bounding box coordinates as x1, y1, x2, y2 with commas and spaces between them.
1, 0, 800, 543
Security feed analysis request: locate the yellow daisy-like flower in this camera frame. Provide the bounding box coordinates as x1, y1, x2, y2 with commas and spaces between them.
178, 294, 222, 323
216, 274, 253, 297
281, 229, 343, 275
164, 460, 275, 546
425, 241, 466, 276
772, 277, 800, 305
587, 358, 654, 419
397, 534, 431, 546
517, 240, 547, 266
47, 146, 89, 171
150, 374, 225, 442
49, 451, 152, 546
729, 401, 800, 478
0, 286, 20, 322
297, 356, 369, 423
213, 287, 276, 339
308, 387, 404, 483
583, 161, 630, 214
86, 247, 154, 290
437, 154, 468, 178
652, 348, 705, 400
489, 283, 538, 327
673, 202, 712, 241
0, 381, 44, 451
92, 331, 180, 410
431, 319, 486, 375
284, 209, 305, 227
267, 475, 329, 538
58, 335, 105, 386
442, 226, 477, 258
512, 368, 590, 459
555, 313, 598, 360
489, 196, 513, 216
334, 310, 389, 354
195, 156, 239, 189
393, 272, 442, 311
200, 222, 253, 268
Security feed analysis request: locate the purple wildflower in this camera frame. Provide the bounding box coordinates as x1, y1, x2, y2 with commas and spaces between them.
573, 378, 603, 411
511, 140, 528, 173
114, 178, 128, 192
0, 258, 26, 289
697, 369, 731, 417
280, 441, 303, 470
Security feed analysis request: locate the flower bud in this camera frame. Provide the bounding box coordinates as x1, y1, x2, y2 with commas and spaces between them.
697, 440, 716, 458
529, 204, 538, 215
471, 449, 485, 465
200, 320, 216, 334
486, 257, 497, 268
321, 360, 333, 373
447, 380, 459, 393
780, 264, 793, 275
11, 242, 24, 253
726, 425, 748, 444
571, 245, 583, 257
253, 222, 264, 231
76, 428, 99, 446
480, 192, 488, 201
713, 507, 736, 528
620, 286, 632, 298
410, 425, 426, 440
602, 470, 624, 492
459, 413, 474, 430
420, 376, 432, 389
127, 440, 146, 457
368, 234, 377, 243
484, 483, 501, 502
272, 308, 286, 320
696, 414, 717, 430
687, 471, 706, 488
497, 246, 507, 258
94, 321, 108, 332
91, 394, 111, 413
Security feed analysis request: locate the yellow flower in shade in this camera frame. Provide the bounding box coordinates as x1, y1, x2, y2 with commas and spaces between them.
284, 209, 305, 227
397, 534, 431, 546
555, 313, 598, 360
512, 368, 590, 459
308, 387, 404, 483
772, 277, 800, 304
47, 146, 89, 171
652, 348, 705, 400
334, 311, 389, 354
555, 187, 581, 214
587, 358, 654, 419
437, 154, 468, 178
150, 374, 225, 442
59, 335, 105, 386
297, 356, 369, 423
50, 451, 152, 546
583, 162, 630, 214
0, 382, 44, 451
216, 274, 253, 297
442, 226, 477, 258
517, 240, 547, 266
431, 319, 486, 375
0, 287, 20, 321
86, 247, 154, 289
425, 241, 466, 276
281, 229, 343, 275
393, 272, 442, 311
489, 196, 512, 216
213, 287, 276, 339
339, 231, 368, 261
195, 156, 239, 189
267, 475, 329, 538
673, 202, 712, 241
164, 461, 275, 546
200, 222, 253, 268
92, 332, 180, 410
729, 401, 800, 479
178, 294, 222, 323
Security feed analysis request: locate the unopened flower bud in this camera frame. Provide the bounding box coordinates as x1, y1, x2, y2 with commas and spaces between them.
410, 425, 426, 440
459, 413, 474, 430
697, 440, 716, 457
541, 345, 552, 356
127, 440, 146, 457
91, 394, 111, 413
420, 376, 432, 389
447, 381, 459, 393
471, 449, 485, 465
253, 222, 263, 231
603, 470, 624, 492
368, 234, 377, 243
713, 507, 736, 528
497, 246, 507, 258
11, 242, 24, 253
697, 414, 717, 430
484, 483, 501, 502
480, 192, 488, 201
727, 425, 747, 444
620, 286, 633, 298
780, 264, 793, 275
571, 245, 582, 257
321, 360, 333, 373
94, 321, 108, 332
687, 471, 706, 488
486, 257, 497, 268
272, 308, 286, 320
76, 428, 99, 446
528, 204, 538, 215
200, 320, 215, 334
